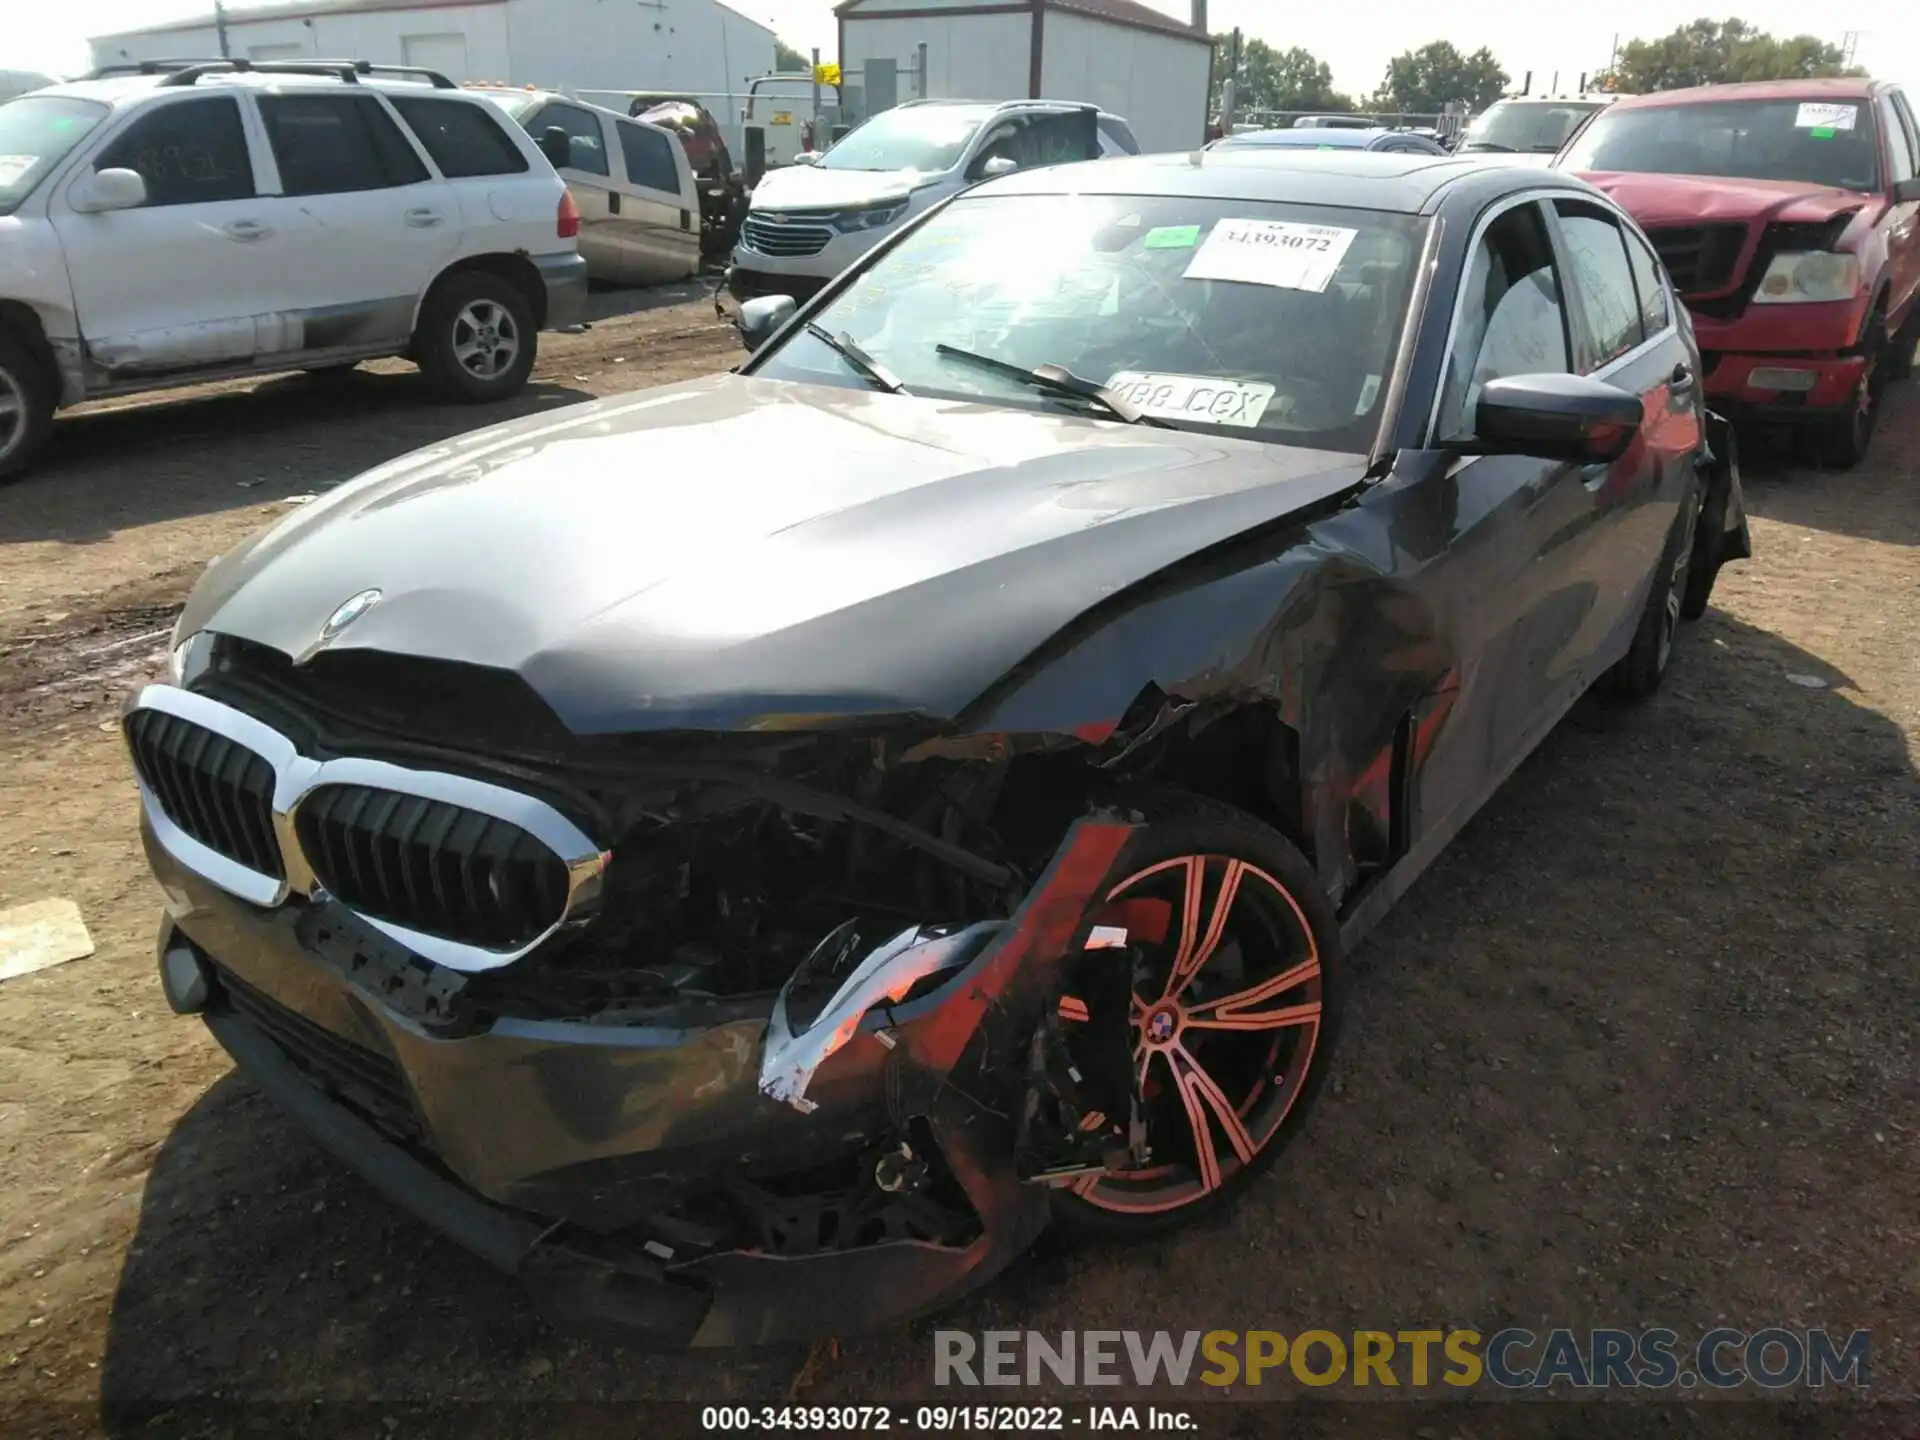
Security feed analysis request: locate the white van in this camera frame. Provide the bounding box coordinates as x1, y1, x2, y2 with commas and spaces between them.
475, 87, 702, 285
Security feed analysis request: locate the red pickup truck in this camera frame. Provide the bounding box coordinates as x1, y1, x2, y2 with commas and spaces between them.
1560, 78, 1920, 466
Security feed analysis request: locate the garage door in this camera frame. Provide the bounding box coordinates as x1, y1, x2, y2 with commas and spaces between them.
401, 33, 469, 81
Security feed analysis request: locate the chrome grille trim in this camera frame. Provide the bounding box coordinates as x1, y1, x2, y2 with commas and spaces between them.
125, 684, 610, 973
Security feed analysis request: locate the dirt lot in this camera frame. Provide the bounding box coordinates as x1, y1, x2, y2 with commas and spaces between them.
0, 297, 1915, 1437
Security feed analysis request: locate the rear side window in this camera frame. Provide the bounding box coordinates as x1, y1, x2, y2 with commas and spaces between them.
1554, 201, 1644, 368
525, 102, 608, 176
617, 119, 679, 193
391, 96, 530, 177
94, 96, 254, 206
258, 94, 429, 195
1622, 226, 1671, 338
1096, 115, 1138, 156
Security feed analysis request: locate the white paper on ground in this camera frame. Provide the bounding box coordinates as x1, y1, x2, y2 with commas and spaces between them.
1183, 219, 1359, 292
0, 898, 96, 982
1106, 371, 1277, 427
1794, 103, 1858, 131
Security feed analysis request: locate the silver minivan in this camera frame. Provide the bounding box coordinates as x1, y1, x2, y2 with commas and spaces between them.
477, 87, 701, 285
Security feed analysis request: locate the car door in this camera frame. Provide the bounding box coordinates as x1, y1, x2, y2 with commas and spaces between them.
1543, 197, 1699, 679
49, 93, 282, 379
523, 100, 621, 278
248, 90, 458, 358
1878, 91, 1920, 331
614, 117, 699, 283
1416, 196, 1594, 810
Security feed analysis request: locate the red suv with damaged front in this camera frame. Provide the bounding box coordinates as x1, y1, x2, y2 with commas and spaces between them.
1559, 78, 1920, 466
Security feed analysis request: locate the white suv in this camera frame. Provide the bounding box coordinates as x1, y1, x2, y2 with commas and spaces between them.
0, 59, 588, 479
722, 99, 1138, 310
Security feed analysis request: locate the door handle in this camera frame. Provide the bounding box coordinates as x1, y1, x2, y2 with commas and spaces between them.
1669, 362, 1696, 393
608, 192, 622, 215
404, 208, 445, 228
222, 219, 270, 241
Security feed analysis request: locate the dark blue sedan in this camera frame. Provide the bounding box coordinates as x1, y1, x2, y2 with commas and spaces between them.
1209, 126, 1450, 155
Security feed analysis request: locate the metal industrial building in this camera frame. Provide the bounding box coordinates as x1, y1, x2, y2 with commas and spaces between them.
88, 0, 780, 102
834, 0, 1212, 153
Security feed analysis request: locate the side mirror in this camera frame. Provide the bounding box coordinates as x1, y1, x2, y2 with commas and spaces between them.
69, 167, 148, 214
975, 154, 1020, 181
1469, 373, 1644, 464
790, 151, 820, 166
1893, 177, 1920, 204
538, 126, 572, 172
737, 293, 796, 351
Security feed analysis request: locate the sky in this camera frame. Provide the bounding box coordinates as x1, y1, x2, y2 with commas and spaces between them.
12, 0, 1916, 95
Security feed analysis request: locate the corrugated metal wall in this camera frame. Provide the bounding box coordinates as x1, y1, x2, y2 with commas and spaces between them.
841, 12, 1035, 105
88, 0, 774, 100
1039, 12, 1206, 152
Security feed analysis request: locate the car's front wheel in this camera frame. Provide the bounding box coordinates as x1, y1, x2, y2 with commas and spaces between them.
0, 332, 56, 482
415, 272, 538, 403
1054, 796, 1342, 1238
1815, 329, 1885, 470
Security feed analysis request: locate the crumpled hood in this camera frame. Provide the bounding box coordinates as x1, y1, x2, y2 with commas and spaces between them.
1578, 171, 1874, 230
182, 375, 1365, 734
748, 162, 940, 212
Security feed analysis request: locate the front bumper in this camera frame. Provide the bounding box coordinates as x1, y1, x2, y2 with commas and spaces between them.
1692, 298, 1868, 422
146, 810, 1132, 1346
1703, 350, 1865, 420
532, 251, 590, 331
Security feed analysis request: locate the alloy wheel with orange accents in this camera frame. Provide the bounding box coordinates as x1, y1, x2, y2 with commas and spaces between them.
1054, 801, 1342, 1236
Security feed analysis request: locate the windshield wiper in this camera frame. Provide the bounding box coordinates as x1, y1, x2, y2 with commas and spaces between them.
1461, 140, 1515, 153
932, 343, 1172, 426
806, 322, 909, 394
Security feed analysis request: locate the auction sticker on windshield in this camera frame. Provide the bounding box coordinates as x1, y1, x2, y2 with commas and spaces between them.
1106, 371, 1276, 427
1794, 102, 1858, 131
1183, 219, 1358, 292
0, 155, 36, 188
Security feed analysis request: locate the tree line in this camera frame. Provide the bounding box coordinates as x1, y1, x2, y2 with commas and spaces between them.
1211, 19, 1865, 119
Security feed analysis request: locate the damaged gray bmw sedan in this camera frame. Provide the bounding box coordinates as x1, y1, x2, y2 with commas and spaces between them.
126, 150, 1749, 1346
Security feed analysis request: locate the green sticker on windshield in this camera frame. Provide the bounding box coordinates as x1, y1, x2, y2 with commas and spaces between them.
1143, 224, 1201, 249
1809, 126, 1836, 139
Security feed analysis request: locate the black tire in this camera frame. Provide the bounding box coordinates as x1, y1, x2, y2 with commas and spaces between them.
413, 270, 538, 404
1814, 328, 1885, 470
1609, 474, 1703, 701
0, 331, 56, 482
1052, 791, 1343, 1239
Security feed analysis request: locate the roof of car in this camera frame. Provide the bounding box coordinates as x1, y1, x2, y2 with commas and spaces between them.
1606, 76, 1882, 111
37, 68, 479, 107
980, 147, 1596, 213
1214, 128, 1400, 149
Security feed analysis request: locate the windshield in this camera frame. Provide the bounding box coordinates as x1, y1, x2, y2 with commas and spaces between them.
1562, 98, 1882, 190
0, 95, 109, 214
1460, 100, 1603, 153
752, 192, 1424, 449
818, 104, 992, 173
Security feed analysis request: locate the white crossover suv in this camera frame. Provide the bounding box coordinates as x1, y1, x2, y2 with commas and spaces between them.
0, 58, 588, 479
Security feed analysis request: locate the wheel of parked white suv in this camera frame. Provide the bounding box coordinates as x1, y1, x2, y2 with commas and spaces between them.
0, 331, 56, 482
414, 271, 538, 403
1053, 793, 1343, 1238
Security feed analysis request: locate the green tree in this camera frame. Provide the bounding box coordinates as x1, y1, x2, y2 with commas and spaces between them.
1210, 37, 1355, 117
1372, 41, 1508, 114
1601, 19, 1864, 92
774, 39, 809, 74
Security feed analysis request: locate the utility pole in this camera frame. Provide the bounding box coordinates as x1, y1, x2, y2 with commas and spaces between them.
1840, 31, 1863, 67
1221, 27, 1241, 130
214, 0, 232, 58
